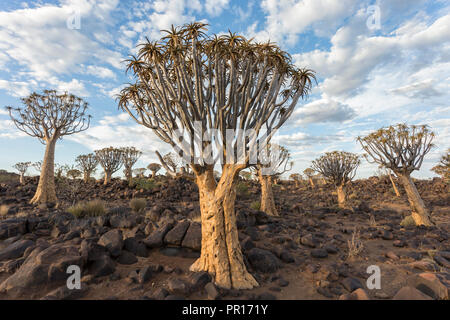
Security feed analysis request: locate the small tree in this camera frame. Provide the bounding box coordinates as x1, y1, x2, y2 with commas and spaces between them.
303, 168, 315, 187
358, 124, 435, 226
133, 168, 147, 178
66, 168, 82, 180
147, 163, 161, 178
121, 147, 142, 185
431, 149, 449, 182
118, 23, 314, 289
290, 173, 302, 188
13, 162, 31, 185
76, 153, 98, 183
95, 147, 124, 185
254, 144, 292, 216
7, 90, 90, 204
161, 152, 180, 177
312, 151, 360, 208
32, 161, 42, 175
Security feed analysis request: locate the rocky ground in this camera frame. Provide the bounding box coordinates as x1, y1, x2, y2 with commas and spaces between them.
0, 174, 449, 300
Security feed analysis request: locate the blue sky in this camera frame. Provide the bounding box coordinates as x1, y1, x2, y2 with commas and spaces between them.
0, 0, 449, 179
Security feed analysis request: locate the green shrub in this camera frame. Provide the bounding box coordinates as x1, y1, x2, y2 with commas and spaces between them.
130, 198, 147, 213
236, 182, 249, 197
250, 201, 260, 211
400, 215, 416, 227
133, 177, 157, 191
67, 200, 105, 219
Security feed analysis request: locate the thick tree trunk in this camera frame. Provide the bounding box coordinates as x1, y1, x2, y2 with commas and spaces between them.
151, 171, 156, 178
337, 184, 346, 208
125, 168, 133, 185
388, 172, 400, 197
19, 174, 24, 185
309, 177, 315, 188
83, 172, 90, 183
190, 165, 258, 290
30, 138, 57, 205
257, 169, 278, 216
104, 171, 111, 185
398, 174, 433, 226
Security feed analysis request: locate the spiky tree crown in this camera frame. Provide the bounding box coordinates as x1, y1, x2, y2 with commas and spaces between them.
13, 162, 31, 174
303, 168, 315, 178
147, 163, 162, 172
290, 173, 302, 181
32, 161, 42, 172
121, 147, 142, 169
256, 144, 292, 176
311, 151, 360, 186
6, 90, 91, 144
358, 123, 434, 175
431, 149, 449, 180
76, 153, 98, 175
118, 22, 315, 172
94, 147, 124, 174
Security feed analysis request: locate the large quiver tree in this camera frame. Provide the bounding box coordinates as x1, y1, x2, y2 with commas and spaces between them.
118, 23, 314, 289
358, 124, 434, 226
311, 151, 360, 208
7, 90, 90, 205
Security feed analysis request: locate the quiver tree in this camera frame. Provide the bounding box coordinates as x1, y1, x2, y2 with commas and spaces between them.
358, 124, 434, 226
13, 162, 31, 184
311, 151, 360, 208
147, 163, 161, 178
303, 168, 315, 187
7, 90, 90, 205
94, 147, 124, 185
118, 23, 315, 289
76, 153, 98, 183
254, 144, 292, 216
290, 173, 302, 188
121, 147, 142, 184
66, 167, 81, 180
161, 152, 180, 177
32, 161, 42, 174
134, 168, 147, 178
431, 149, 449, 182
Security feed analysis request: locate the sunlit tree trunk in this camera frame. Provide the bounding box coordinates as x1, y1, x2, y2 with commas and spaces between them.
19, 174, 25, 185
337, 184, 346, 208
398, 174, 432, 226
30, 138, 57, 205
104, 172, 112, 185
190, 165, 258, 290
388, 172, 400, 197
257, 169, 278, 216
309, 177, 315, 188
83, 172, 90, 183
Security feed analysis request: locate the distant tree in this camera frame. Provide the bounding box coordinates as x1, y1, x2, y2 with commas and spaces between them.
147, 163, 161, 178
161, 152, 180, 177
303, 168, 315, 187
290, 173, 302, 188
95, 147, 124, 185
378, 164, 400, 197
312, 151, 360, 208
76, 153, 98, 183
66, 168, 82, 180
7, 90, 90, 204
358, 124, 434, 226
121, 147, 142, 185
255, 144, 292, 216
431, 149, 449, 182
32, 161, 42, 174
13, 162, 31, 185
133, 168, 147, 178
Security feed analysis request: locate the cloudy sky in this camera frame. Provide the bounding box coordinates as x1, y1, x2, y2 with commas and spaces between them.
0, 0, 449, 179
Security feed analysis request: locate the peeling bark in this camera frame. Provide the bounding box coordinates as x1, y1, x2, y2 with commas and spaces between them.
30, 138, 57, 205
190, 165, 258, 290
257, 169, 278, 216
398, 174, 433, 226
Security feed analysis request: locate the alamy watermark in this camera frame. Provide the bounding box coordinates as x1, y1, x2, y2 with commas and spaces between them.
67, 265, 81, 290
66, 8, 81, 30
366, 5, 381, 30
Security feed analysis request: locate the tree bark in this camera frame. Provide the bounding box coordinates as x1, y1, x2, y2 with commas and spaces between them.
190, 165, 258, 290
337, 184, 346, 208
104, 171, 111, 185
30, 138, 57, 205
388, 172, 400, 197
19, 174, 24, 185
151, 171, 156, 178
398, 174, 433, 226
83, 172, 90, 183
257, 169, 278, 216
309, 177, 315, 188
125, 168, 133, 185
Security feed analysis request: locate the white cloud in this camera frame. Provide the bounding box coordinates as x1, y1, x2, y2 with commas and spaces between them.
292, 99, 356, 125
85, 65, 117, 79
205, 0, 230, 17
0, 80, 32, 97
